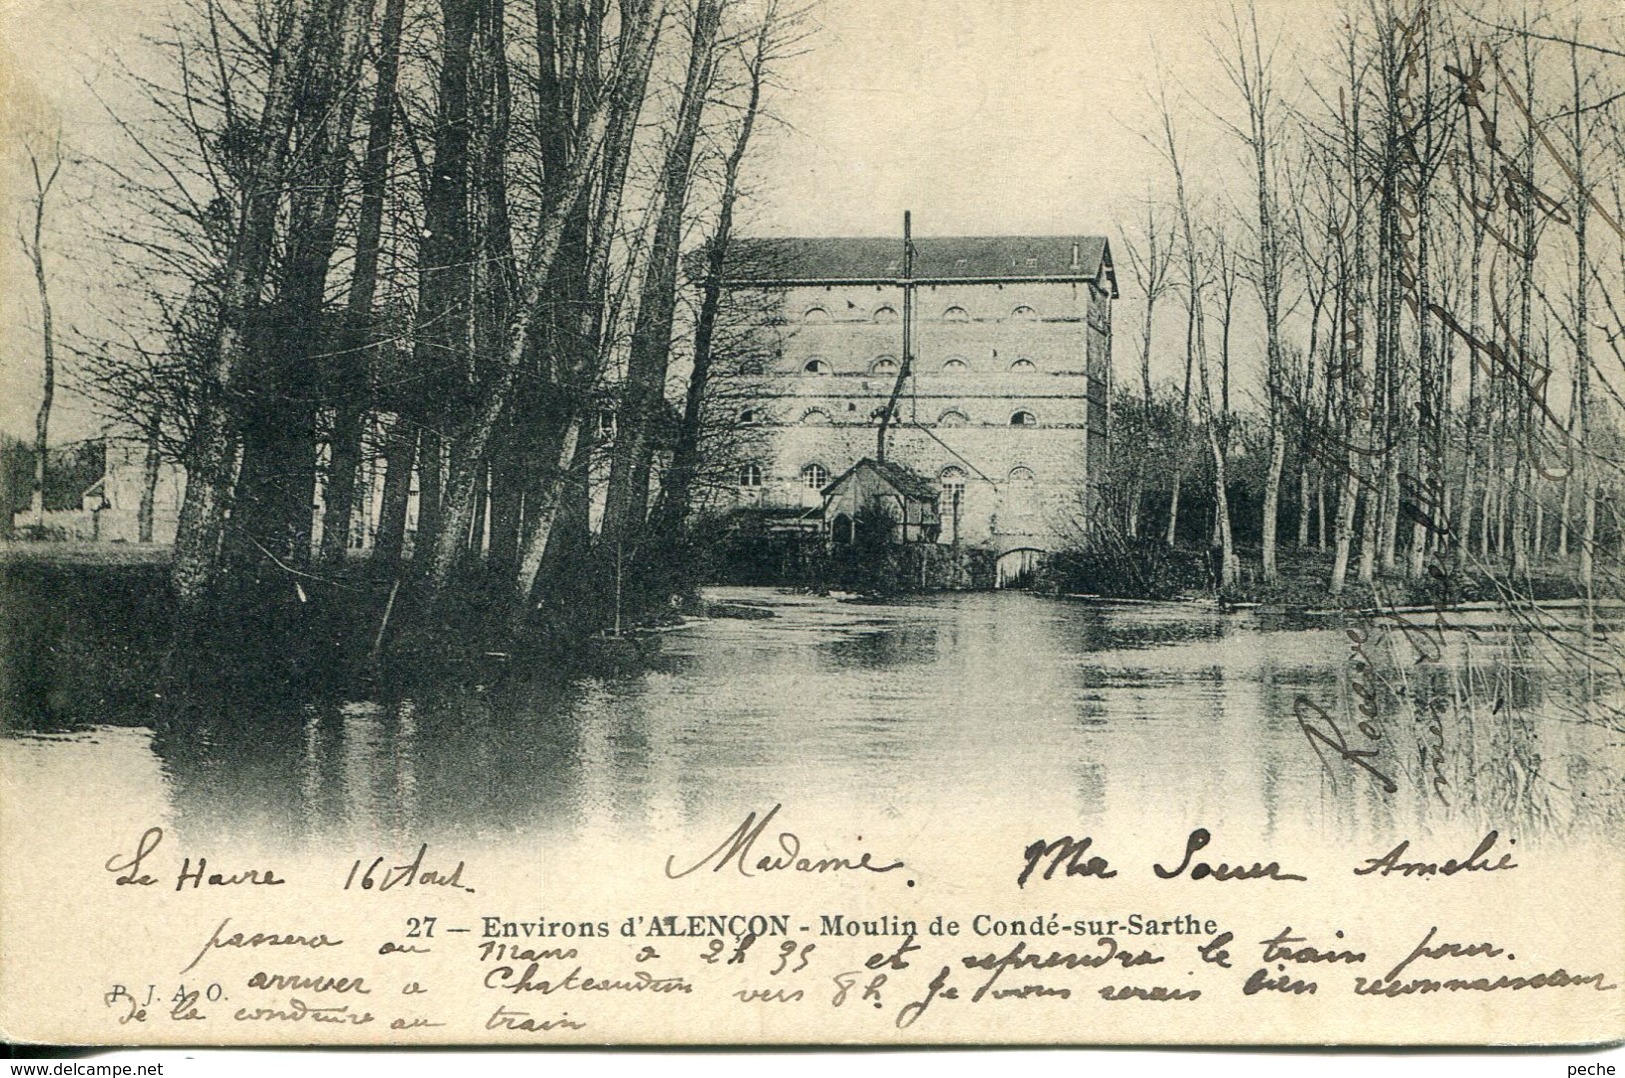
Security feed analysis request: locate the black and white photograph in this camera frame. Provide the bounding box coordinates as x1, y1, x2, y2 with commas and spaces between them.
1, 0, 1622, 1052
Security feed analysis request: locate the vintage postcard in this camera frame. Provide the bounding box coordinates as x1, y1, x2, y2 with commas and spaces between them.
1, 0, 1623, 1051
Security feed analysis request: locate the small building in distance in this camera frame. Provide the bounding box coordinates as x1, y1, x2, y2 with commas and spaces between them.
821, 457, 942, 546
7, 434, 185, 544
721, 233, 1116, 584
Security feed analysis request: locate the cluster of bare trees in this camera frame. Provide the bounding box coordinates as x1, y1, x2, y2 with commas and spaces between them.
71, 0, 804, 652
1110, 0, 1624, 604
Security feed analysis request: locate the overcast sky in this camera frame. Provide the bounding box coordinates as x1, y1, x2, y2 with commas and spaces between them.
737, 0, 1230, 239
0, 0, 1446, 442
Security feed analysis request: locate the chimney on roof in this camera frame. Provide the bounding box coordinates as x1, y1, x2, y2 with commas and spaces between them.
1070, 242, 1081, 269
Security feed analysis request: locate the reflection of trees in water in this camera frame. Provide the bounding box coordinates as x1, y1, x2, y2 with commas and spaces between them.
151, 688, 314, 841
1340, 620, 1624, 840
1096, 611, 1230, 652
150, 672, 600, 845
1075, 762, 1106, 818
74, 597, 1625, 847
818, 625, 941, 670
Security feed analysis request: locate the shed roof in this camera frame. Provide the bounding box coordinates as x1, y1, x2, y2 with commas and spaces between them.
823, 457, 941, 503
721, 235, 1114, 291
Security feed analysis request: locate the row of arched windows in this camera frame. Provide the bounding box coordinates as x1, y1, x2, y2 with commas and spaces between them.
801, 356, 1040, 374
941, 409, 1038, 426
738, 461, 1038, 495
740, 407, 1039, 427
800, 304, 1040, 324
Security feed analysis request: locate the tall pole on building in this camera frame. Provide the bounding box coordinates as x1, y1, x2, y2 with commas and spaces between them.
878, 211, 914, 461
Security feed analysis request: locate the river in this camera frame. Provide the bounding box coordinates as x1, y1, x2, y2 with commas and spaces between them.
4, 587, 1621, 852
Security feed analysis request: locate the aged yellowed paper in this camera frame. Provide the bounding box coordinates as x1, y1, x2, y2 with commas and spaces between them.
2, 0, 1623, 1050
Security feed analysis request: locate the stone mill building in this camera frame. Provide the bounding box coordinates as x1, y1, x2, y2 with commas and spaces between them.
720, 232, 1117, 586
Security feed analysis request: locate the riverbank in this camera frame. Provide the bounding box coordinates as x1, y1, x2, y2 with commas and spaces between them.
1, 542, 174, 727
1047, 539, 1596, 609
2, 536, 1604, 728
0, 540, 684, 724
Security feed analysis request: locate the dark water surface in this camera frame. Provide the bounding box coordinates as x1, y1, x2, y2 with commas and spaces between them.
5, 588, 1622, 849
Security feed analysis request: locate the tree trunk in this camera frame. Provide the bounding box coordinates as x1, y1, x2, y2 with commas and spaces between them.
651, 8, 771, 535
234, 0, 375, 570
321, 0, 407, 566
172, 0, 314, 612
412, 0, 666, 617
416, 430, 444, 559
25, 149, 60, 530
1457, 107, 1484, 560
486, 442, 523, 576
138, 411, 164, 544
1329, 33, 1366, 596
1316, 474, 1327, 551
1510, 39, 1538, 579
1568, 43, 1594, 601
372, 418, 415, 570
600, 0, 725, 552
1166, 295, 1196, 548
1297, 465, 1312, 548
511, 417, 582, 625
1261, 433, 1285, 580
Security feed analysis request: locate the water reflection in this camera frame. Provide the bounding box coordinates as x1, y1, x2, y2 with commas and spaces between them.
5, 588, 1623, 849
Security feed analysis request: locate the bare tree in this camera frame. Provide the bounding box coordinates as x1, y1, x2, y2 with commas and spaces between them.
1157, 92, 1238, 589
652, 4, 776, 532
232, 0, 377, 571
171, 0, 317, 614
1214, 0, 1289, 581
600, 0, 727, 556
1328, 23, 1372, 595
509, 0, 669, 620
1165, 228, 1200, 550
412, 0, 667, 617
19, 139, 64, 530
1118, 193, 1176, 539
319, 0, 408, 566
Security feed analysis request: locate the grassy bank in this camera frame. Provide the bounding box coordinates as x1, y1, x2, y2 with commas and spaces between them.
1, 540, 645, 726
1046, 539, 1593, 609
1, 542, 176, 728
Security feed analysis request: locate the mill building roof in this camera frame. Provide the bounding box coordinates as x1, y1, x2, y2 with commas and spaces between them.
719, 235, 1116, 294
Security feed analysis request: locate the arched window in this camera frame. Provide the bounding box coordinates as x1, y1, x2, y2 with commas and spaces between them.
1011, 304, 1039, 321
801, 463, 830, 490
939, 467, 967, 543
941, 356, 970, 372
937, 409, 969, 427
803, 357, 832, 374
738, 463, 763, 488
803, 306, 831, 324
943, 305, 970, 322
871, 355, 899, 374
1010, 358, 1037, 373
1010, 409, 1037, 427
1006, 466, 1037, 518
800, 408, 832, 425
872, 305, 899, 323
